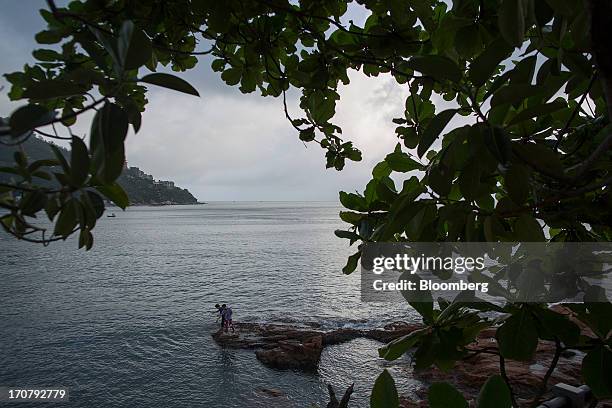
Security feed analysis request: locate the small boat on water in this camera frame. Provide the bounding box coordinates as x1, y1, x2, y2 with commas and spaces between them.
107, 213, 116, 218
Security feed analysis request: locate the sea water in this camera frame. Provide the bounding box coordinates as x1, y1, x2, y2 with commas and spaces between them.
0, 202, 421, 407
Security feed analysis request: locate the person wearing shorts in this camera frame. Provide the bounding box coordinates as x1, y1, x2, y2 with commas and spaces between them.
215, 303, 225, 329
222, 304, 234, 333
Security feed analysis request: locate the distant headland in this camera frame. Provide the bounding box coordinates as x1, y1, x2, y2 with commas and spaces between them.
115, 164, 198, 206
0, 136, 199, 206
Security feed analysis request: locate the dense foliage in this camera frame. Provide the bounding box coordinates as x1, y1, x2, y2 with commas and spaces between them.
1, 0, 611, 406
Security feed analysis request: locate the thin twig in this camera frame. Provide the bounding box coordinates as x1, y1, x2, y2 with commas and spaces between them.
34, 129, 71, 140
153, 43, 215, 56
47, 0, 114, 36
554, 74, 597, 150
568, 126, 612, 182
530, 338, 562, 407
44, 97, 107, 130
499, 355, 519, 408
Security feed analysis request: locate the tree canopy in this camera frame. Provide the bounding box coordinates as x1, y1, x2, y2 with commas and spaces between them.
1, 0, 611, 405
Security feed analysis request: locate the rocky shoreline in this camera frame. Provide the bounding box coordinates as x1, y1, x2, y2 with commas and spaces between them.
212, 314, 610, 407
212, 321, 420, 370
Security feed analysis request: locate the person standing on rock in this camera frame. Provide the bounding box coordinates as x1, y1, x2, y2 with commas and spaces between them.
222, 304, 235, 333
214, 303, 225, 330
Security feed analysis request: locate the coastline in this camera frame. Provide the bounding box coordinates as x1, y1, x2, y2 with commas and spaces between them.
105, 201, 207, 207
214, 315, 593, 407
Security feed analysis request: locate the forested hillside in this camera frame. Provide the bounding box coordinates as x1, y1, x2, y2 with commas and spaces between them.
0, 136, 198, 205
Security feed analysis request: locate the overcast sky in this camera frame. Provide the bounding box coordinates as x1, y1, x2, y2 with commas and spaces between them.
0, 3, 418, 201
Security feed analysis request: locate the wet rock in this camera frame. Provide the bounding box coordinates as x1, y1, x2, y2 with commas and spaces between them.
212, 321, 422, 370
322, 328, 361, 345
258, 387, 285, 397
214, 315, 606, 406
252, 387, 293, 408
399, 397, 428, 408
321, 324, 422, 345
365, 323, 422, 343
255, 335, 323, 370
399, 328, 585, 406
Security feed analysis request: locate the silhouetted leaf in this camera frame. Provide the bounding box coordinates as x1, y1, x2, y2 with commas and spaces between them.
533, 308, 580, 346
78, 228, 94, 250
514, 214, 545, 241
498, 0, 525, 47
299, 127, 315, 141
508, 100, 566, 125
407, 56, 462, 83
85, 191, 105, 219
428, 164, 453, 197
70, 136, 90, 186
582, 345, 612, 398
418, 109, 457, 157
399, 272, 435, 322
9, 104, 55, 137
484, 215, 506, 241
379, 328, 429, 361
96, 182, 129, 209
512, 142, 565, 179
458, 162, 481, 201
342, 251, 361, 274
141, 73, 200, 96
22, 80, 86, 99
496, 308, 538, 361
339, 191, 368, 211
370, 370, 399, 408
339, 211, 364, 225
543, 0, 576, 16
477, 375, 512, 408
334, 229, 360, 240
20, 191, 47, 216
372, 161, 392, 179
35, 29, 64, 44
32, 48, 62, 61
505, 164, 530, 205
385, 151, 422, 172
54, 199, 79, 237
428, 382, 468, 408
117, 20, 152, 70
469, 38, 513, 86
221, 67, 242, 85
50, 144, 70, 175
534, 1, 554, 25
491, 84, 542, 107
90, 103, 128, 183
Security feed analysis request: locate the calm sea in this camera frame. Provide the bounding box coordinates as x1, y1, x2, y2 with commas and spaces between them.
0, 202, 420, 407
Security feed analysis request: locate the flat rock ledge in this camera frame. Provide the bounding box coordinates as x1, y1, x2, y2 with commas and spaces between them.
211, 321, 420, 370
213, 309, 612, 407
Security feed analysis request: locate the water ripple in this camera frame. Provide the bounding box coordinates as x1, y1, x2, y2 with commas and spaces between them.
0, 203, 417, 407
